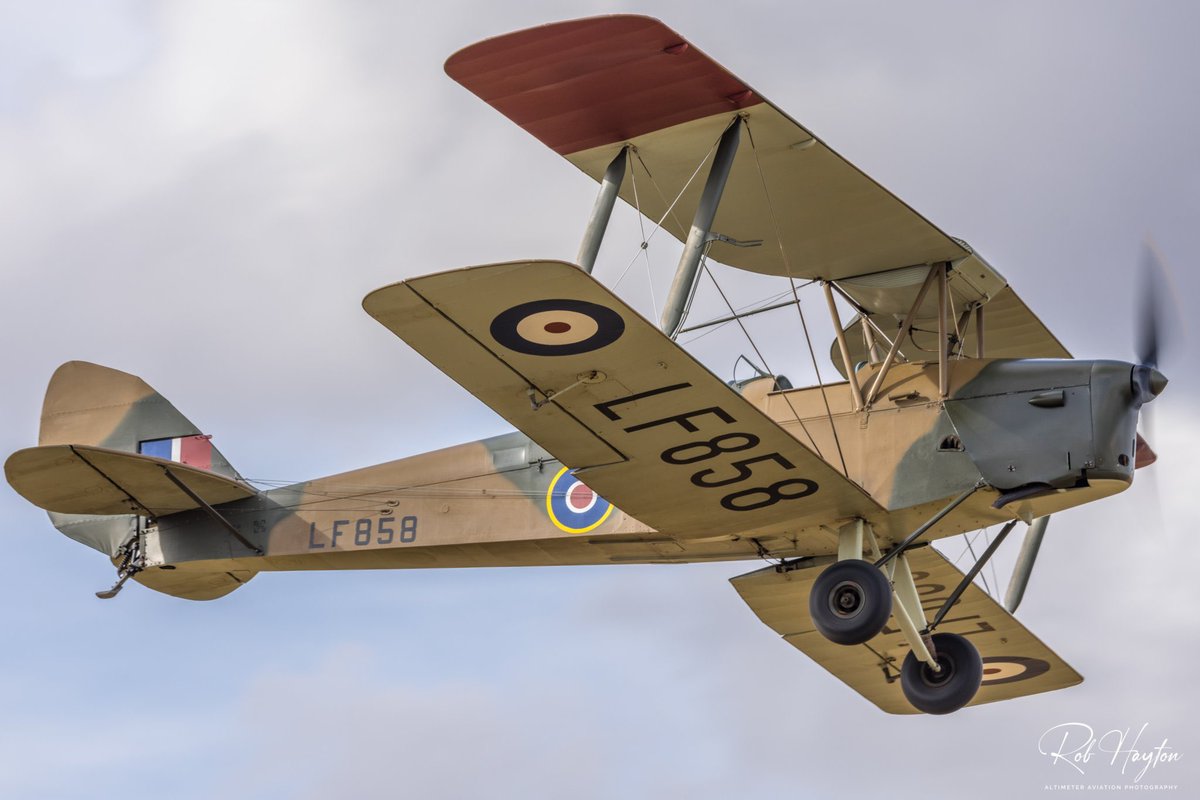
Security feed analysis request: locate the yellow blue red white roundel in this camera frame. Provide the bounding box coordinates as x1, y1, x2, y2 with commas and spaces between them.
545, 466, 614, 534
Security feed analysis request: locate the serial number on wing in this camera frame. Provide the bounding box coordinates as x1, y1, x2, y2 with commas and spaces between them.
594, 382, 821, 512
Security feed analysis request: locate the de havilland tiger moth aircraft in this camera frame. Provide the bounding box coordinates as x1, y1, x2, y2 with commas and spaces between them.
5, 16, 1172, 715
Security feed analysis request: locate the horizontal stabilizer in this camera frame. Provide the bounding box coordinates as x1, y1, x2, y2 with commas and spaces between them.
365, 260, 880, 539
731, 545, 1081, 713
5, 445, 257, 517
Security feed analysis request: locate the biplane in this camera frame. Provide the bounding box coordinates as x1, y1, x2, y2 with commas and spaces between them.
5, 16, 1169, 715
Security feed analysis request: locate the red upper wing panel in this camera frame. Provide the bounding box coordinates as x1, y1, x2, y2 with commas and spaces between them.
445, 15, 763, 156
443, 16, 971, 282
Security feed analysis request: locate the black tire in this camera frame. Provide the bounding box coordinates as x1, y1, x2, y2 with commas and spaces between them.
808, 559, 893, 645
900, 632, 983, 715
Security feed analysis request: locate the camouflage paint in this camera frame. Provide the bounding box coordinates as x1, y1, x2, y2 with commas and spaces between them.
5, 354, 1144, 602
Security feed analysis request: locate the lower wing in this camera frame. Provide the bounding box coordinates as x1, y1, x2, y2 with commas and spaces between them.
731, 545, 1081, 713
364, 260, 881, 539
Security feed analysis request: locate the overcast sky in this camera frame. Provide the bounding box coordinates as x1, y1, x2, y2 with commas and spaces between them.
2, 2, 1198, 797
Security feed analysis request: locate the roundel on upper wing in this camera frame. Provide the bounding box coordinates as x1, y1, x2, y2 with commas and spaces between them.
490, 299, 624, 356
980, 656, 1051, 685
545, 466, 614, 534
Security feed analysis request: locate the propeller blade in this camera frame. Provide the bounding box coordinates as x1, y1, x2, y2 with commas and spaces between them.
1135, 237, 1182, 372
1134, 433, 1158, 469
1137, 266, 1156, 369
1135, 245, 1161, 369
1132, 239, 1179, 450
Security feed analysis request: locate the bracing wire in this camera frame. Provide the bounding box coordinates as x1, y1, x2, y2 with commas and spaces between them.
984, 527, 1003, 599
633, 141, 699, 236
677, 287, 794, 342
233, 480, 553, 516
963, 529, 994, 597
626, 153, 659, 321
613, 128, 726, 291
951, 528, 982, 567
743, 117, 850, 477
699, 254, 825, 458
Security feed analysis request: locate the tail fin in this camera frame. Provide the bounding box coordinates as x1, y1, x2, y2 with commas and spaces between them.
39, 361, 241, 479
21, 361, 242, 557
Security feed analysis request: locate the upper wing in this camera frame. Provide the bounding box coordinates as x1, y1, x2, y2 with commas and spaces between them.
829, 284, 1071, 378
731, 545, 1082, 713
5, 444, 257, 517
445, 15, 967, 281
364, 260, 881, 538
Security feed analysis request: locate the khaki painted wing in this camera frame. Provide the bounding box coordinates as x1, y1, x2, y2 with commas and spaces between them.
364, 260, 881, 538
730, 546, 1082, 713
5, 445, 257, 516
446, 15, 967, 280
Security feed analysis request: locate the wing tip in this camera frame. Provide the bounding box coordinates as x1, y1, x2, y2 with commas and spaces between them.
444, 15, 670, 79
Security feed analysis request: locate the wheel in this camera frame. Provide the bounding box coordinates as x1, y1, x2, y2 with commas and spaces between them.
900, 632, 983, 715
808, 559, 893, 645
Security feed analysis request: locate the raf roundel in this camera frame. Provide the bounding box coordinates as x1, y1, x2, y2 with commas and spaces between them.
979, 656, 1051, 685
545, 467, 614, 534
490, 299, 625, 356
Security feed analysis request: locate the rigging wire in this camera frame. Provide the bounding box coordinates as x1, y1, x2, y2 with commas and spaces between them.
951, 528, 981, 566
626, 153, 659, 321
235, 461, 560, 512
677, 287, 796, 345
984, 527, 1003, 599
962, 529, 994, 597
699, 255, 825, 458
789, 275, 850, 476
633, 141, 695, 235
743, 118, 850, 477
612, 131, 724, 292
227, 484, 556, 516
678, 280, 817, 345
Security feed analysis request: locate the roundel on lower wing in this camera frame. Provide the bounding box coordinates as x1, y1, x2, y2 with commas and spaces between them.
490, 299, 625, 356
979, 656, 1051, 685
545, 466, 614, 534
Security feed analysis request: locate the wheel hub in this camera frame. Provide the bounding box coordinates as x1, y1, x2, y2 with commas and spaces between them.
921, 655, 956, 687
829, 580, 863, 618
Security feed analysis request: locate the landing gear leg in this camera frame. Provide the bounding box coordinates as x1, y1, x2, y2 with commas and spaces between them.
890, 553, 939, 669
809, 519, 893, 645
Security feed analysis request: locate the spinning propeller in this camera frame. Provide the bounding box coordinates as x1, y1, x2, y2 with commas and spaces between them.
1004, 240, 1174, 612
1132, 241, 1175, 457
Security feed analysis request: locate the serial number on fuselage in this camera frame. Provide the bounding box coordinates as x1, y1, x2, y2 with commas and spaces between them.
307, 516, 417, 549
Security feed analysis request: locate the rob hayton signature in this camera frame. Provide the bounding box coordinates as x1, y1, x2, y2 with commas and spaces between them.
1038, 722, 1181, 783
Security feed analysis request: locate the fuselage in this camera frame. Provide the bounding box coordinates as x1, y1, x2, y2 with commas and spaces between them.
134, 357, 1145, 598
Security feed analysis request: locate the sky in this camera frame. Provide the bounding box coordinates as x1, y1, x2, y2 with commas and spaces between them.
1, 1, 1198, 797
